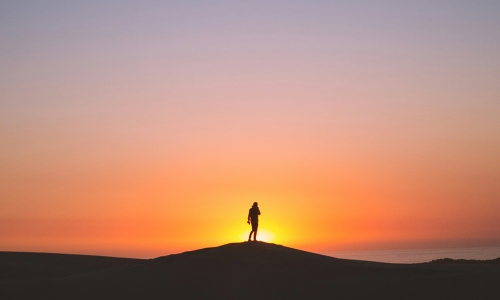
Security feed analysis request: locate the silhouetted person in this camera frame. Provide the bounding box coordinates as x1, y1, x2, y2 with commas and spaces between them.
247, 202, 261, 241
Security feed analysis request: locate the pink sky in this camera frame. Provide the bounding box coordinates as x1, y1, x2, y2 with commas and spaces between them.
1, 1, 499, 258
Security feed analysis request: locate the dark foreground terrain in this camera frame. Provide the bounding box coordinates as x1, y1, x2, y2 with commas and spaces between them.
1, 242, 499, 300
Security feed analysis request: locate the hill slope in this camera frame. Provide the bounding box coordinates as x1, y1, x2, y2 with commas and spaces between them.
1, 242, 499, 299
0, 251, 143, 285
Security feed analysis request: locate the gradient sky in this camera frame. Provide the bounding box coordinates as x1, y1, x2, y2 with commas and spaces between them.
1, 1, 499, 258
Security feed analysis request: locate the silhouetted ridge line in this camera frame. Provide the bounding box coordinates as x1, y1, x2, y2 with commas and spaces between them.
429, 257, 500, 264
2, 243, 499, 300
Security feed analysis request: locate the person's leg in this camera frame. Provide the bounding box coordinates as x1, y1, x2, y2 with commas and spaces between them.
252, 222, 258, 241
248, 230, 253, 241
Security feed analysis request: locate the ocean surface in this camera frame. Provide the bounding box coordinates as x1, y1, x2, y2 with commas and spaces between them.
325, 246, 500, 264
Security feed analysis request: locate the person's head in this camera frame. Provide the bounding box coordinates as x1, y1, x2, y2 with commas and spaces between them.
253, 202, 258, 207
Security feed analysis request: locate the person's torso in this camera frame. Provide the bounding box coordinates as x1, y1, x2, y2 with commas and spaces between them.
249, 207, 260, 222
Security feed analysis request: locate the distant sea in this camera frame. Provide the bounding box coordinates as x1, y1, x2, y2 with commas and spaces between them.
325, 246, 500, 264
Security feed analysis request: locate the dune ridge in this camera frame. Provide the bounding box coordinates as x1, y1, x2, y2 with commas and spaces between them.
1, 242, 499, 299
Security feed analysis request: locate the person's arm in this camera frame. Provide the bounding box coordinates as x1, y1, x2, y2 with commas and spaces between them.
247, 209, 251, 223
258, 208, 261, 215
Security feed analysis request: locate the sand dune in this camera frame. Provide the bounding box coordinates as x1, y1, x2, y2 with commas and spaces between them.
1, 242, 499, 299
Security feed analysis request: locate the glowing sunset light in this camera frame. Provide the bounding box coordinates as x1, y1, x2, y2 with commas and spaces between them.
1, 1, 500, 258
239, 229, 275, 243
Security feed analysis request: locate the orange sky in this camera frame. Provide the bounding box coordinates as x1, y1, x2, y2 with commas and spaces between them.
1, 1, 500, 258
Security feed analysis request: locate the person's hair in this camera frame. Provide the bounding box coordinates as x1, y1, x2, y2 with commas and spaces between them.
253, 202, 258, 206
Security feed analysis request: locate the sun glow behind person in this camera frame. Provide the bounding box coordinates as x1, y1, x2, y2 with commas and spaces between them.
240, 229, 275, 243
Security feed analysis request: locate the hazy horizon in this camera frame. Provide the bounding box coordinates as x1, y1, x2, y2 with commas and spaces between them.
1, 1, 499, 258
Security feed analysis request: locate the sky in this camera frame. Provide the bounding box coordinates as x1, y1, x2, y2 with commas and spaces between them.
1, 1, 499, 258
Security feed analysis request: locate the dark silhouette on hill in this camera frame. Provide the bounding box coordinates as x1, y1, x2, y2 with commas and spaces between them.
1, 243, 499, 300
247, 202, 260, 241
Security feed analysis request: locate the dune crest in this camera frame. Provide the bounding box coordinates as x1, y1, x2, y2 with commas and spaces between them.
1, 243, 499, 300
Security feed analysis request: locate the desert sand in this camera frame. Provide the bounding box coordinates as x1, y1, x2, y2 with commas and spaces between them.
1, 242, 499, 299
